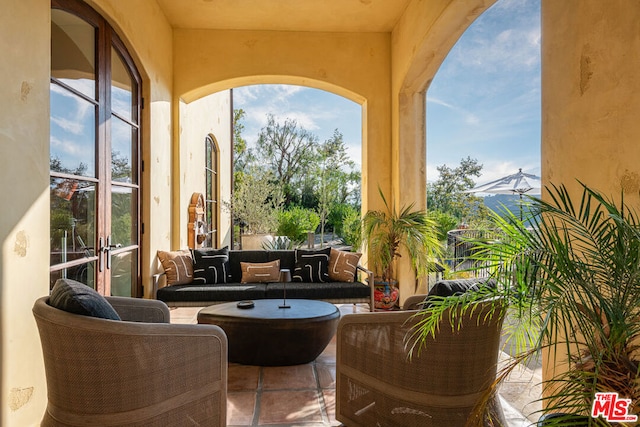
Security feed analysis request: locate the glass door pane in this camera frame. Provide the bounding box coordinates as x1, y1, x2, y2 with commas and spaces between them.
49, 177, 98, 288
111, 47, 133, 121
50, 84, 97, 178
51, 9, 96, 100
110, 249, 137, 297
111, 116, 136, 183
111, 186, 137, 247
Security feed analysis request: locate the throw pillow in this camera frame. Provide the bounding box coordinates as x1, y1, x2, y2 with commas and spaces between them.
49, 278, 121, 320
328, 248, 362, 282
192, 247, 230, 284
240, 260, 280, 283
157, 249, 194, 285
293, 247, 331, 282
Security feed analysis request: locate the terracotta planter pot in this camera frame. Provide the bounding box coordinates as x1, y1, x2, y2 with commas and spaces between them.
374, 279, 399, 310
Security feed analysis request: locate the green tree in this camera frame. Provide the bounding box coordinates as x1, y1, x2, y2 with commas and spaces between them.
224, 169, 284, 234
233, 108, 254, 188
315, 130, 358, 243
254, 114, 319, 203
427, 157, 490, 226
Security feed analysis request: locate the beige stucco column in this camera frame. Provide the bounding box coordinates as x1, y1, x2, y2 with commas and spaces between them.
542, 0, 640, 208
1, 0, 50, 424
541, 0, 640, 401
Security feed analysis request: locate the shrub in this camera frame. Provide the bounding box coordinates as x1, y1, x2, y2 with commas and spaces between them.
277, 207, 320, 242
428, 210, 459, 242
340, 207, 362, 251
327, 203, 355, 235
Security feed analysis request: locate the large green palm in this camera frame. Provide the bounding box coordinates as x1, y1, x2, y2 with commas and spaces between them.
410, 183, 640, 426
362, 189, 442, 283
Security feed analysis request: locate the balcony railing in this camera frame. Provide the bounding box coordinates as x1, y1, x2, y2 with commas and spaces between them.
446, 228, 504, 277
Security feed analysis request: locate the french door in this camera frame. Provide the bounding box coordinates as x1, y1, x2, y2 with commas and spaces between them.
49, 0, 141, 297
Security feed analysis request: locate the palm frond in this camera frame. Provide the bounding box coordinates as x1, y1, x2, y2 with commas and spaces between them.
410, 182, 640, 423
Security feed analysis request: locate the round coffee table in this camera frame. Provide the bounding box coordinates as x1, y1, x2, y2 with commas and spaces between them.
197, 299, 340, 366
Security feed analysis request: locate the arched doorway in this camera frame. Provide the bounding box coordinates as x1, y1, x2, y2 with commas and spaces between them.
50, 0, 142, 297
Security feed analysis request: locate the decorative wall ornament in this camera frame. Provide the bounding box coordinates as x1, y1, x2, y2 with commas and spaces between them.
188, 192, 207, 248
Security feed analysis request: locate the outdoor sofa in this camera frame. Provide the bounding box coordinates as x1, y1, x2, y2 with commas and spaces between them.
152, 247, 375, 310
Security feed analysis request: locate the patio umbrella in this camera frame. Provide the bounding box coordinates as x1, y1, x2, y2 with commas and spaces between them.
464, 168, 542, 219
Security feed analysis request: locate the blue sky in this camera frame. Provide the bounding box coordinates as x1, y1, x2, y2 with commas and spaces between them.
233, 0, 541, 185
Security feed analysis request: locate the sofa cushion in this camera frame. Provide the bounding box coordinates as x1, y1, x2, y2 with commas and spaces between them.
192, 247, 230, 284
241, 260, 281, 283
293, 247, 331, 282
49, 278, 121, 320
157, 283, 268, 303
157, 249, 194, 285
328, 248, 362, 282
265, 281, 370, 300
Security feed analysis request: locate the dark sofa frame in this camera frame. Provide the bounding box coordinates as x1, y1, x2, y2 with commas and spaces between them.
151, 250, 375, 311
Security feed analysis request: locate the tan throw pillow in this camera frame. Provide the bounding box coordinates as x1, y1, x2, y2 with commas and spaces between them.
328, 248, 362, 282
157, 250, 194, 286
240, 260, 281, 283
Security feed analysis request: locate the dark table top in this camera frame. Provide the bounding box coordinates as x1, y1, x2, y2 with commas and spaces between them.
198, 299, 339, 322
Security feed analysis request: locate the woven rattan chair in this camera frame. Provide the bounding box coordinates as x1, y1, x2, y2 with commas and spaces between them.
33, 296, 228, 427
336, 298, 506, 427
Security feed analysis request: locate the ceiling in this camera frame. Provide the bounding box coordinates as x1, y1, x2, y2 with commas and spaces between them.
155, 0, 413, 33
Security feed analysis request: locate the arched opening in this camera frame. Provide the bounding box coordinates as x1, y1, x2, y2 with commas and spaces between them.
426, 0, 541, 197
177, 81, 364, 251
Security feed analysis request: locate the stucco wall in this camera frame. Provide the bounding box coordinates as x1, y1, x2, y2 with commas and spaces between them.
542, 0, 640, 208
1, 1, 50, 423
173, 29, 391, 216
541, 0, 640, 397
178, 92, 233, 250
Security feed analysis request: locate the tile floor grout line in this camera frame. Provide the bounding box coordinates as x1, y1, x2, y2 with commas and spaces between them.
251, 366, 264, 426
313, 361, 331, 425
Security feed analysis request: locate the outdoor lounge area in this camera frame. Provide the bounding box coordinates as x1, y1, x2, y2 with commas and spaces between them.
170, 304, 542, 427
5, 0, 640, 425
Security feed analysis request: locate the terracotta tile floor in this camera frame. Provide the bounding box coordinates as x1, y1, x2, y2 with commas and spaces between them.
170, 304, 540, 427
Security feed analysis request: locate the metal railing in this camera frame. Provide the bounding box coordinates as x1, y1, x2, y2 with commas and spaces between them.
446, 228, 503, 277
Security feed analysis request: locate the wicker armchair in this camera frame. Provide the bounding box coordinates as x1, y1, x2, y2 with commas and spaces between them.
33, 296, 228, 427
336, 298, 506, 427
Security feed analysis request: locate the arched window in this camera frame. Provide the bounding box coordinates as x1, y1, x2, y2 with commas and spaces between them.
50, 0, 142, 297
205, 134, 220, 247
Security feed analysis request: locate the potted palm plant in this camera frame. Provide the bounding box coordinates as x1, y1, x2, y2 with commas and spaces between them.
362, 189, 442, 310
410, 183, 640, 426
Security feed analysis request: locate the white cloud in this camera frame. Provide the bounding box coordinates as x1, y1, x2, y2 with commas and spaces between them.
51, 116, 84, 135
427, 96, 481, 126
233, 86, 259, 104
446, 0, 540, 76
